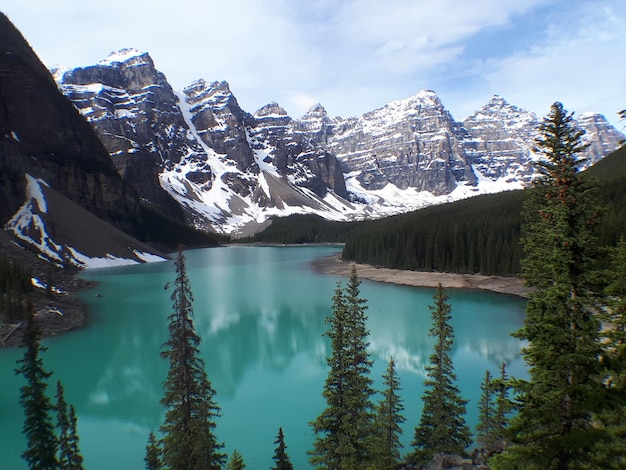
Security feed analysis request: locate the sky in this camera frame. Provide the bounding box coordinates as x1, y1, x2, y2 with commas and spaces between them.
3, 0, 625, 128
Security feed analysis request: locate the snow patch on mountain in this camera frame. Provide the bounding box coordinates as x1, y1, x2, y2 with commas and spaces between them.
5, 174, 167, 268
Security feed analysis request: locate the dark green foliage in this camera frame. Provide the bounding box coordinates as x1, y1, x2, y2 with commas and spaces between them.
159, 248, 226, 470
493, 363, 512, 447
492, 102, 609, 469
410, 284, 471, 464
0, 255, 32, 322
475, 370, 497, 450
243, 214, 364, 244
371, 357, 405, 469
56, 381, 84, 469
15, 304, 59, 469
595, 237, 626, 467
145, 431, 163, 470
342, 190, 525, 276
226, 449, 246, 470
309, 267, 376, 469
136, 202, 226, 249
587, 145, 626, 248
271, 427, 293, 470
476, 366, 510, 452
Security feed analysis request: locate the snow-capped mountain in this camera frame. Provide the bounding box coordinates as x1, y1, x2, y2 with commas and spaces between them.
0, 18, 214, 269
54, 48, 625, 236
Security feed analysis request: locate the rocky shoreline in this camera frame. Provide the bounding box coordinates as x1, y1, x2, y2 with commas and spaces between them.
0, 231, 94, 349
311, 254, 530, 298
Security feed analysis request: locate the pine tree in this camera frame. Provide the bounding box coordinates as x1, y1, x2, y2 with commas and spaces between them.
145, 431, 163, 470
56, 381, 84, 469
491, 102, 608, 469
15, 303, 59, 469
271, 427, 293, 470
371, 357, 405, 469
159, 248, 226, 470
409, 284, 471, 465
493, 362, 511, 447
475, 370, 497, 450
309, 266, 376, 469
226, 449, 246, 470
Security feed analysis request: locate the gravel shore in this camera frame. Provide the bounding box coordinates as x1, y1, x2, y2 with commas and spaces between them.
311, 254, 530, 298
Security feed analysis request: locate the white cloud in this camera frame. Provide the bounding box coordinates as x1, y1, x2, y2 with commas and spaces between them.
3, 0, 624, 126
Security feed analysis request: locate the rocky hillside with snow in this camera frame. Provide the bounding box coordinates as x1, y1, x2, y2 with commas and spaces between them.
54, 49, 624, 236
0, 15, 215, 268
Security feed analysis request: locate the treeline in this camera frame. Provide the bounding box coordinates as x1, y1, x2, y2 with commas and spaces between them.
343, 191, 524, 275
241, 214, 364, 245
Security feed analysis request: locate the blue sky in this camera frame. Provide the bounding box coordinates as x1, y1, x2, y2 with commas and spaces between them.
3, 0, 625, 127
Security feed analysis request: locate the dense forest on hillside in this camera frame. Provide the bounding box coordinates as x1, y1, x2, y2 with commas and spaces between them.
343, 145, 626, 276
247, 145, 626, 277
342, 190, 524, 275
243, 214, 365, 244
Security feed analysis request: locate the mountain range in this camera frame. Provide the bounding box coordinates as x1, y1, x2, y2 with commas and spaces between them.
1, 12, 624, 268
52, 48, 624, 236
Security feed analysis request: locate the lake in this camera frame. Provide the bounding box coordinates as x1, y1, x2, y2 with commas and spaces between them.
0, 245, 527, 469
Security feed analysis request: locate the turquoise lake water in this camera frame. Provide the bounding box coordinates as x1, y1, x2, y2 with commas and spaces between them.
0, 245, 527, 468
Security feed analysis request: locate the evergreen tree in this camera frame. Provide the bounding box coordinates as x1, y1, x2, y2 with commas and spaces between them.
491, 102, 608, 469
475, 370, 497, 450
145, 431, 163, 470
371, 357, 405, 469
226, 449, 246, 470
493, 362, 511, 447
56, 381, 84, 469
271, 427, 293, 470
409, 284, 471, 465
15, 303, 59, 469
159, 248, 226, 470
309, 266, 376, 469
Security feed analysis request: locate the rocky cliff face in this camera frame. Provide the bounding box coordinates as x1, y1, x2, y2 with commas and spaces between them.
0, 16, 138, 231
53, 49, 205, 221
0, 16, 171, 267
316, 90, 476, 196
54, 48, 625, 235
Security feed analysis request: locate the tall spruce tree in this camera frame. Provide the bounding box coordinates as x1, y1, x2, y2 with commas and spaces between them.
493, 363, 511, 447
309, 266, 376, 469
15, 303, 59, 469
271, 427, 293, 470
159, 248, 226, 470
410, 284, 471, 465
475, 370, 497, 450
55, 381, 84, 469
491, 102, 608, 469
371, 357, 405, 469
145, 431, 163, 470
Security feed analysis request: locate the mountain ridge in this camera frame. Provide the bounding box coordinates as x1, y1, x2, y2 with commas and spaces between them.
54, 48, 625, 236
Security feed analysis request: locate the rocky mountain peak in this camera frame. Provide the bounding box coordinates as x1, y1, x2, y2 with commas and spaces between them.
577, 112, 625, 165
98, 48, 151, 67
466, 95, 538, 130
254, 102, 289, 118
302, 103, 328, 119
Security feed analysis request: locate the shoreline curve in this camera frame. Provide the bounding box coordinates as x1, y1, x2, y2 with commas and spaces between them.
311, 254, 530, 298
